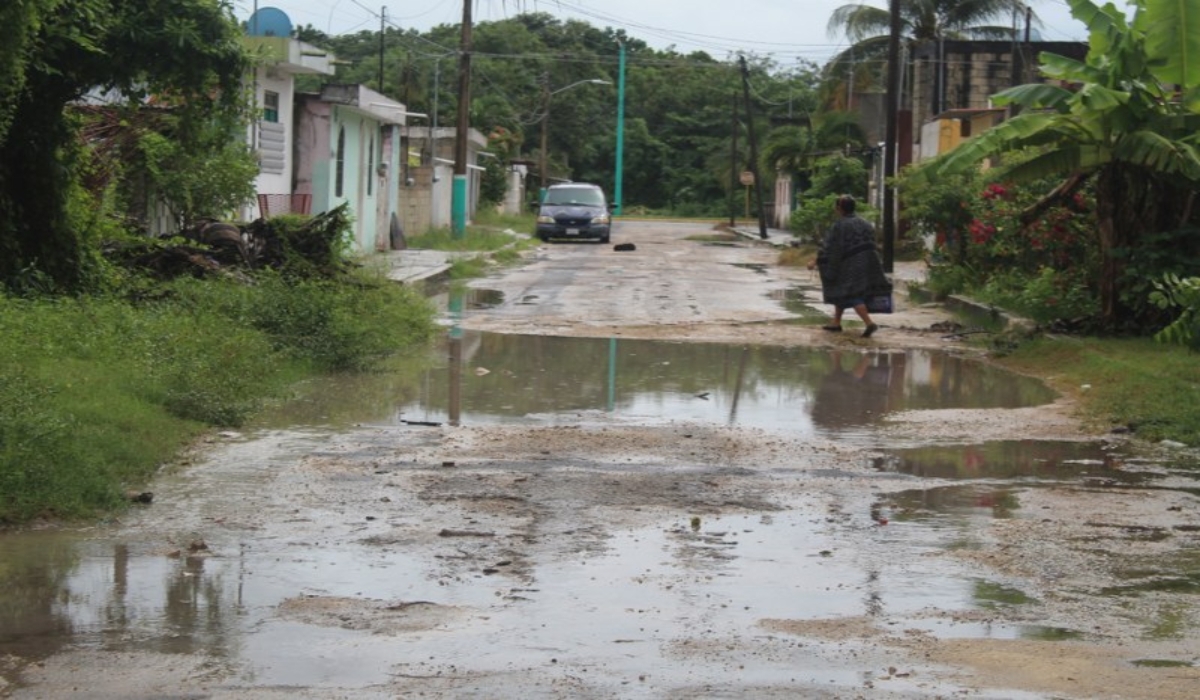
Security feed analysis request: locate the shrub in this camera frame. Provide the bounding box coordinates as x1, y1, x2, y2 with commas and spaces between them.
168, 270, 436, 372
1151, 274, 1200, 350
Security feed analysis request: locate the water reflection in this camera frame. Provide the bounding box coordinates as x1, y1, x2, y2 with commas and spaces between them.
875, 441, 1139, 483
253, 333, 1057, 434
389, 333, 1055, 436
0, 532, 79, 661
447, 287, 465, 427
885, 484, 1022, 524
0, 534, 237, 665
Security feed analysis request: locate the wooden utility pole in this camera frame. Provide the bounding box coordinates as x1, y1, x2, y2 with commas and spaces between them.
738, 56, 768, 240
882, 0, 901, 273
451, 0, 473, 236
729, 93, 738, 227
539, 74, 550, 194
378, 8, 386, 91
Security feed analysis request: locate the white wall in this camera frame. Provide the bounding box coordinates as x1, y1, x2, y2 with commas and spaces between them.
246, 70, 295, 219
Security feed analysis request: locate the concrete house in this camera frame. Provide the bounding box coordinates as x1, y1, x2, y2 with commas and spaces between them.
909, 39, 1088, 162
399, 125, 490, 237
294, 84, 412, 253
242, 8, 492, 251
243, 26, 334, 219
244, 8, 412, 254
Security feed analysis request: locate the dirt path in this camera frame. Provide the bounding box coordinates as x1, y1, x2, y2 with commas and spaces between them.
4, 222, 1198, 699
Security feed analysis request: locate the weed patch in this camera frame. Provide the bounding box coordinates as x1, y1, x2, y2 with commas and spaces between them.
0, 268, 437, 524
997, 337, 1200, 445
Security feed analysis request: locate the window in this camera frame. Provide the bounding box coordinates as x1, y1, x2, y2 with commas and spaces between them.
367, 135, 374, 196
263, 91, 279, 123
335, 126, 346, 198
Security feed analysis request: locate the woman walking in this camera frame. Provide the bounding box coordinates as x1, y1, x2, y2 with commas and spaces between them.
807, 194, 891, 338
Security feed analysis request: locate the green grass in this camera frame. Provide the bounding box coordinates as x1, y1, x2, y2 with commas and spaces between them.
407, 217, 530, 252
473, 209, 535, 231
0, 269, 437, 524
997, 336, 1200, 445
404, 212, 538, 280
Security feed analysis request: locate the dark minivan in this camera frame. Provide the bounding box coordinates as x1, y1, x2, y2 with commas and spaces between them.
535, 183, 611, 243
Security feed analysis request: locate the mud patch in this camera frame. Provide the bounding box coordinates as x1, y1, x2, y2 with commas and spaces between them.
760, 615, 886, 642
913, 637, 1200, 700
278, 595, 466, 634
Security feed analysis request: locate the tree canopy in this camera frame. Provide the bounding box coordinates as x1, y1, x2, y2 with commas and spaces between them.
822, 0, 1030, 105
914, 0, 1200, 326
311, 13, 827, 213
0, 0, 248, 292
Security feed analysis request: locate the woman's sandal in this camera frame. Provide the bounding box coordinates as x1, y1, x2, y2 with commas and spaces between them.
821, 325, 843, 332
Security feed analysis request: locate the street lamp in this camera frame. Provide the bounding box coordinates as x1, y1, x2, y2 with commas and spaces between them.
539, 77, 612, 198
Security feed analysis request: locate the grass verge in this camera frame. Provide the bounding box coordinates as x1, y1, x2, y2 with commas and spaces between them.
0, 269, 437, 524
994, 335, 1200, 445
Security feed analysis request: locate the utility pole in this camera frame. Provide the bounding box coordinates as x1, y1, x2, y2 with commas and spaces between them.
729, 93, 738, 227
613, 41, 626, 216
738, 56, 768, 240
882, 0, 900, 273
539, 74, 550, 196
378, 7, 386, 92
451, 0, 472, 237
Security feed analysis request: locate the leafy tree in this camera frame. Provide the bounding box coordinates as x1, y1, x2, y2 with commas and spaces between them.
790, 154, 875, 240
761, 110, 869, 192
823, 0, 1030, 105
1151, 273, 1200, 350
0, 0, 248, 293
916, 0, 1200, 327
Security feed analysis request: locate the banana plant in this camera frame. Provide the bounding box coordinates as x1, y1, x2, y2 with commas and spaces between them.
915, 0, 1200, 325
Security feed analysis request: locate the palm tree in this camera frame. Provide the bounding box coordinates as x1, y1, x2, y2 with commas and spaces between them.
917, 0, 1200, 325
761, 111, 869, 186
823, 0, 1031, 105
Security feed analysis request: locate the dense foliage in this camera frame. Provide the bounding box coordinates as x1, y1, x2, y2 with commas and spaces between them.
0, 0, 250, 293
909, 0, 1200, 332
296, 13, 826, 217
789, 154, 876, 242
0, 270, 436, 523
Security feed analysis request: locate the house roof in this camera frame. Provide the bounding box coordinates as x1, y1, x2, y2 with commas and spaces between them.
244, 36, 335, 76
319, 84, 414, 125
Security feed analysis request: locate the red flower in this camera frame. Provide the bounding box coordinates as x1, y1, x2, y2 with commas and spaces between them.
969, 219, 995, 245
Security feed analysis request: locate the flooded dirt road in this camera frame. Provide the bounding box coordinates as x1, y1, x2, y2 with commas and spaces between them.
2, 221, 1199, 699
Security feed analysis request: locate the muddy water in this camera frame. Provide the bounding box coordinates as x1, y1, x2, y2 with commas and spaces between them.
2, 332, 1198, 696
259, 331, 1055, 434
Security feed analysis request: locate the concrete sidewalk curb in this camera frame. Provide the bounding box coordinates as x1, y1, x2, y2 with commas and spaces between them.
382, 230, 533, 286
383, 249, 455, 285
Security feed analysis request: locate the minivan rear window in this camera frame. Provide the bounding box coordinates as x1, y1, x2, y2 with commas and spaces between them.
544, 187, 606, 206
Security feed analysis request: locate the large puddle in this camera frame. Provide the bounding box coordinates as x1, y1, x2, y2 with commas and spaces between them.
261, 331, 1057, 435
3, 329, 1198, 695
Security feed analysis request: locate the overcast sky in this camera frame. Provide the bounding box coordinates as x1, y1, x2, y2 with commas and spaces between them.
233, 0, 1088, 65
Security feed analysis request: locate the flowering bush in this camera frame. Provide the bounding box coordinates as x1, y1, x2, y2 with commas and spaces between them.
898, 164, 1101, 324
962, 182, 1095, 277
